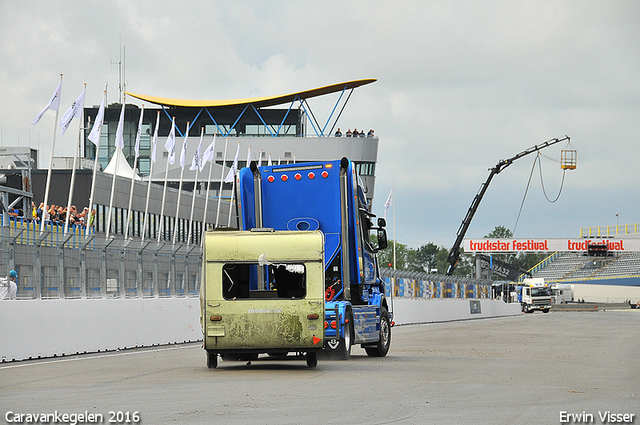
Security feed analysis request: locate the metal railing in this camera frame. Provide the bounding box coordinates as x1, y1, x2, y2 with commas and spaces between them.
1, 219, 201, 300
580, 223, 640, 237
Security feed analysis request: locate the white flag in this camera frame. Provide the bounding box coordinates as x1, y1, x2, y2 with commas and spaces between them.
179, 126, 189, 169
87, 92, 106, 146
114, 101, 126, 150
59, 88, 86, 137
246, 145, 251, 168
200, 135, 216, 172
383, 187, 393, 220
190, 130, 203, 171
134, 105, 145, 159
268, 153, 272, 166
32, 80, 62, 125
165, 118, 176, 165
151, 112, 160, 163
224, 142, 240, 182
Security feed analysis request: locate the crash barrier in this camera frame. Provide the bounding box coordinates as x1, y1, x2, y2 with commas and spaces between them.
380, 269, 493, 300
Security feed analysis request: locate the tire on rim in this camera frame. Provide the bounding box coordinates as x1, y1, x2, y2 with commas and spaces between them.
206, 351, 218, 369
306, 352, 318, 367
365, 306, 391, 357
331, 308, 353, 360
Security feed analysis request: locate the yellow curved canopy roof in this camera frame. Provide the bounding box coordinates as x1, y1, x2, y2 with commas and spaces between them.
125, 79, 376, 108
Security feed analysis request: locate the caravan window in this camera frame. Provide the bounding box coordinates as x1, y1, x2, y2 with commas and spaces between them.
222, 263, 306, 300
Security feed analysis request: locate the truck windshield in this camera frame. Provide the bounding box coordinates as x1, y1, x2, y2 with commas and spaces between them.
531, 288, 550, 297
222, 263, 306, 300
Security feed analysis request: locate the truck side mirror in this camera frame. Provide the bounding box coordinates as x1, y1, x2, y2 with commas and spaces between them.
377, 217, 386, 228
377, 228, 388, 250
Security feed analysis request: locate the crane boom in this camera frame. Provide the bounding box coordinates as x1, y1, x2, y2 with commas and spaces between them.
446, 136, 570, 275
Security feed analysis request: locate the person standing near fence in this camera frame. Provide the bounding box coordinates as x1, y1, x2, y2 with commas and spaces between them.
1, 270, 17, 300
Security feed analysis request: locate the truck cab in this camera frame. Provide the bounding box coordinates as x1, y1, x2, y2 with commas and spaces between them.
200, 229, 325, 368
237, 157, 392, 359
517, 278, 552, 313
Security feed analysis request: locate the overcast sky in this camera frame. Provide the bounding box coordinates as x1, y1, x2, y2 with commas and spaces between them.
1, 1, 639, 248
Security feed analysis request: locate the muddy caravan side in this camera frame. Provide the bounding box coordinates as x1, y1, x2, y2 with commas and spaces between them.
200, 229, 325, 368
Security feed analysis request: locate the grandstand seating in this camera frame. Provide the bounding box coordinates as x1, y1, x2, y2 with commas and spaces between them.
532, 252, 640, 281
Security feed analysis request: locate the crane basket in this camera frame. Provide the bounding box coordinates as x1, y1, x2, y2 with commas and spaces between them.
560, 142, 577, 170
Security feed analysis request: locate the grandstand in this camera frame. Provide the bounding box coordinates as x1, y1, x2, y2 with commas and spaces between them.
528, 223, 640, 284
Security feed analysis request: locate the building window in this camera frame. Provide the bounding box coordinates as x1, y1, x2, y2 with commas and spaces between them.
355, 162, 375, 176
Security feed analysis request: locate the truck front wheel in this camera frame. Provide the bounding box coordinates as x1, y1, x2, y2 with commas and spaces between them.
365, 306, 391, 357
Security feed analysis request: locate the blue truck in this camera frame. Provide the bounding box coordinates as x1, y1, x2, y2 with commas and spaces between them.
236, 157, 392, 359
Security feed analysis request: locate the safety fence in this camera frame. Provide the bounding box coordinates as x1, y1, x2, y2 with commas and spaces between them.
380, 269, 493, 300
2, 218, 493, 300
1, 221, 201, 300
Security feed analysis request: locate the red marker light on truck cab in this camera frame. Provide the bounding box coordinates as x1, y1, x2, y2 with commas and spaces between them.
267, 175, 275, 183
307, 314, 319, 320
308, 172, 315, 179
281, 174, 288, 182
294, 173, 302, 181
321, 171, 329, 178
210, 315, 222, 321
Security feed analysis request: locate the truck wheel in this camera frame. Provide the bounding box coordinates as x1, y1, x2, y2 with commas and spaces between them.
306, 352, 318, 368
542, 308, 550, 313
206, 351, 218, 369
365, 306, 391, 357
332, 309, 353, 360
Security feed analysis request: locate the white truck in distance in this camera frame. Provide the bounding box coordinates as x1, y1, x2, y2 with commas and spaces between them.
516, 278, 552, 313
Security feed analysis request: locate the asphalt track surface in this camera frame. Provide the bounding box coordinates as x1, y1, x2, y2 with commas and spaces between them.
1, 310, 639, 425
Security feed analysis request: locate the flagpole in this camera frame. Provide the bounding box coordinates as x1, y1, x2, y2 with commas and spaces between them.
105, 147, 120, 238
172, 122, 189, 245
64, 84, 86, 234
225, 141, 241, 228
124, 105, 144, 239
187, 127, 203, 245
41, 74, 63, 232
227, 172, 236, 228
106, 97, 126, 239
142, 111, 160, 242
86, 89, 106, 236
392, 186, 396, 270
158, 117, 176, 243
201, 149, 215, 247
199, 135, 216, 247
215, 138, 229, 228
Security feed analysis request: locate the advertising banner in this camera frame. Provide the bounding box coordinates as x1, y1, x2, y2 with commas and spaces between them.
464, 238, 640, 253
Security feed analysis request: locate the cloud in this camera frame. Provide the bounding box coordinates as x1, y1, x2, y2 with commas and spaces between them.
1, 0, 639, 249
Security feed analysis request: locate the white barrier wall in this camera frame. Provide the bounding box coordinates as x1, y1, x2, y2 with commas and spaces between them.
0, 298, 202, 362
391, 298, 521, 325
0, 298, 520, 362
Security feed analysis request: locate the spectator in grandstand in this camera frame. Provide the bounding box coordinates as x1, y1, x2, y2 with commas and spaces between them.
88, 209, 96, 228
68, 205, 78, 226
77, 207, 88, 226
334, 128, 342, 137
367, 129, 375, 138
353, 128, 360, 137
346, 129, 353, 137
